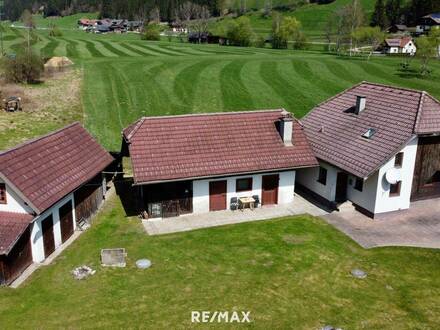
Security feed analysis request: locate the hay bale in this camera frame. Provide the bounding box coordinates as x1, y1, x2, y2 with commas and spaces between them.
44, 56, 74, 72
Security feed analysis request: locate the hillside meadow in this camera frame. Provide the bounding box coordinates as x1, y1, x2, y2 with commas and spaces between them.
2, 15, 440, 151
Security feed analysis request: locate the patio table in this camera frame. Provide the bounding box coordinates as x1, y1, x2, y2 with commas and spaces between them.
239, 196, 255, 210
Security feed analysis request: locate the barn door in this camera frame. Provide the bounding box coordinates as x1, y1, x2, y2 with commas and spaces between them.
42, 215, 55, 258
209, 180, 227, 211
59, 200, 74, 243
262, 174, 279, 205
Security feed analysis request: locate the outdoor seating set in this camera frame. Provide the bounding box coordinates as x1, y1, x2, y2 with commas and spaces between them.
230, 195, 260, 211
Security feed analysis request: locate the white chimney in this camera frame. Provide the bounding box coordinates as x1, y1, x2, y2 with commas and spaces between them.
355, 96, 366, 115
280, 110, 293, 146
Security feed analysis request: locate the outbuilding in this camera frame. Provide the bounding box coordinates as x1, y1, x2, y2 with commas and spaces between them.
0, 123, 113, 285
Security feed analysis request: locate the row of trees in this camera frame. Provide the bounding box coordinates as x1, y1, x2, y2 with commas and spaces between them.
371, 0, 440, 30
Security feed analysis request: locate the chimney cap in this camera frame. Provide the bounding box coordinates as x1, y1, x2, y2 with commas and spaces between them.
280, 109, 293, 120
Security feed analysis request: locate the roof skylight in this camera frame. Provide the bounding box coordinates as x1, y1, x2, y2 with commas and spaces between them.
362, 128, 376, 139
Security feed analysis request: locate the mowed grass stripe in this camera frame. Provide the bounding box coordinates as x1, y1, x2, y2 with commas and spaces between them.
161, 45, 212, 56
294, 58, 345, 97
61, 38, 80, 58
240, 60, 285, 108
323, 59, 361, 85
173, 59, 216, 107
40, 37, 59, 57
79, 39, 105, 57
119, 42, 153, 56
135, 43, 184, 56
96, 40, 133, 57
220, 60, 255, 110
259, 60, 311, 115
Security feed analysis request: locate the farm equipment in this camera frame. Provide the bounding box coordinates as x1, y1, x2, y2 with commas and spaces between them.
3, 96, 22, 112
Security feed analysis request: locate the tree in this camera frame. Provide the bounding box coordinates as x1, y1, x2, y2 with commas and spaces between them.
2, 50, 43, 83
141, 23, 160, 41
416, 35, 436, 75
271, 11, 286, 49
352, 26, 385, 60
385, 0, 402, 26
48, 23, 63, 37
346, 0, 364, 56
225, 16, 253, 47
149, 7, 160, 24
371, 0, 388, 30
190, 4, 211, 42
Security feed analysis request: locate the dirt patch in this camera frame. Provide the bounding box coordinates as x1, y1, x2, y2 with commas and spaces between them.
0, 69, 83, 149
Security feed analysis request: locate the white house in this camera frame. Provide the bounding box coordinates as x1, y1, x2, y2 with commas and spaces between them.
297, 82, 440, 218
0, 123, 113, 285
383, 37, 416, 55
121, 110, 318, 218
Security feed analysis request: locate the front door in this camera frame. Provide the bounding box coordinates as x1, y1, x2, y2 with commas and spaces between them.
335, 172, 348, 203
262, 174, 279, 205
41, 215, 55, 258
209, 180, 227, 211
59, 201, 74, 243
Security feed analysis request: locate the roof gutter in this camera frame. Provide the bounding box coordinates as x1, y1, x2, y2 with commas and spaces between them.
132, 164, 318, 186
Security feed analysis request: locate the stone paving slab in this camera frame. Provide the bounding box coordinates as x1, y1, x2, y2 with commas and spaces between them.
143, 194, 328, 235
322, 198, 440, 249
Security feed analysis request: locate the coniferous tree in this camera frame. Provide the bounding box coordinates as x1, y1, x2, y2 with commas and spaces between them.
371, 0, 388, 30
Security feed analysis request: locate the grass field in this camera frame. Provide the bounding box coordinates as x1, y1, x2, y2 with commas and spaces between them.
2, 23, 440, 151
0, 193, 438, 328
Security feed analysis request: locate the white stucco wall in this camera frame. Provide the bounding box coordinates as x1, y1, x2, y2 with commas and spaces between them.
192, 171, 296, 214
373, 137, 418, 214
297, 138, 418, 216
296, 162, 338, 202
30, 193, 77, 263
0, 179, 33, 214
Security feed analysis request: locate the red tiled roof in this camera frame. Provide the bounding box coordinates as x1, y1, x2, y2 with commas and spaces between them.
123, 110, 318, 183
0, 212, 33, 255
385, 37, 412, 48
301, 82, 440, 178
0, 123, 114, 214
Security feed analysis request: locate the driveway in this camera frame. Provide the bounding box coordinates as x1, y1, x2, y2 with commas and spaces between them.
322, 198, 440, 249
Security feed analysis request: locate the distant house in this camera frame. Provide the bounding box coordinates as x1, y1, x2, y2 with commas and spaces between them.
127, 21, 142, 32
383, 37, 416, 55
122, 110, 317, 219
78, 18, 97, 30
171, 22, 188, 34
387, 24, 408, 34
416, 13, 440, 34
0, 123, 113, 285
297, 82, 440, 218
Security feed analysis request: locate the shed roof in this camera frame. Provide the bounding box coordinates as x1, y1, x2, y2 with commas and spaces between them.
0, 212, 33, 255
123, 110, 318, 184
301, 82, 440, 178
0, 123, 114, 214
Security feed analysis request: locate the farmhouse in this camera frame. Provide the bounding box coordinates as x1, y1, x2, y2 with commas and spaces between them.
382, 37, 416, 55
297, 82, 440, 218
416, 13, 440, 34
0, 123, 113, 285
122, 110, 317, 218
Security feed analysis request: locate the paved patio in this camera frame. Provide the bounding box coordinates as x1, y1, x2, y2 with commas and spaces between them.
143, 193, 329, 235
323, 198, 440, 249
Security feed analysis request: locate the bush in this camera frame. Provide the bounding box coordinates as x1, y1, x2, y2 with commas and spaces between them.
141, 24, 160, 41
253, 34, 266, 48
225, 16, 253, 47
49, 24, 63, 37
292, 32, 308, 50
2, 51, 44, 84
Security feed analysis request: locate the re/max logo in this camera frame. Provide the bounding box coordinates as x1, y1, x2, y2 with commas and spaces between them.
191, 311, 251, 323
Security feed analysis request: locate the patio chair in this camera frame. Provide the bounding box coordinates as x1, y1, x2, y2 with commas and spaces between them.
230, 197, 239, 211
252, 195, 260, 208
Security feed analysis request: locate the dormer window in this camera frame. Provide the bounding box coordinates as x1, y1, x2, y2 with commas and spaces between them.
362, 128, 376, 139
0, 183, 6, 204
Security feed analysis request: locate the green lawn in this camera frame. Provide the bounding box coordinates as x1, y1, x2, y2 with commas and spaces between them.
0, 193, 438, 328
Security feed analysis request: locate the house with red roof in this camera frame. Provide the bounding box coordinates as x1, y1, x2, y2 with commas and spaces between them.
383, 37, 416, 55
297, 82, 440, 218
0, 123, 113, 285
122, 110, 318, 218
